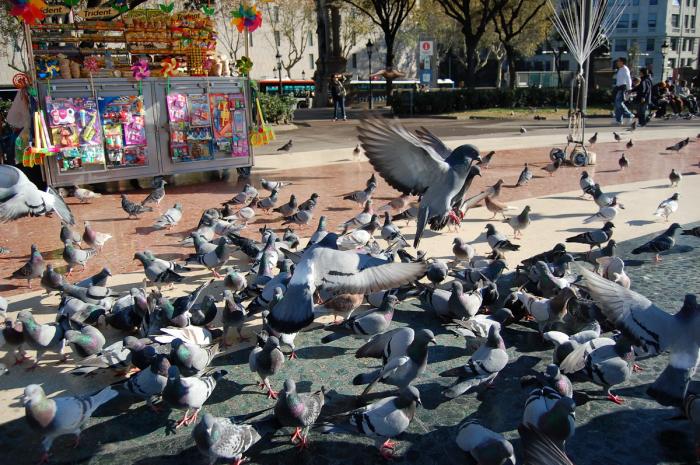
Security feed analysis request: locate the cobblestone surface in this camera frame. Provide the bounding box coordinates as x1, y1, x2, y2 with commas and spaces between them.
0, 224, 699, 465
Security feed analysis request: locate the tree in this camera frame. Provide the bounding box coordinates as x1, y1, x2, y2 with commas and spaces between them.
493, 0, 549, 89
341, 0, 417, 100
263, 0, 316, 78
0, 4, 29, 73
216, 0, 245, 63
545, 31, 567, 88
434, 0, 509, 87
339, 3, 376, 60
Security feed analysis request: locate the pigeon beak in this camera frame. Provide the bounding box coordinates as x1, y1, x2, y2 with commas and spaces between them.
430, 337, 437, 345
619, 204, 625, 209
416, 397, 423, 406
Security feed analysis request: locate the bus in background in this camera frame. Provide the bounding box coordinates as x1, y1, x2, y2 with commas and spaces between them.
257, 79, 316, 108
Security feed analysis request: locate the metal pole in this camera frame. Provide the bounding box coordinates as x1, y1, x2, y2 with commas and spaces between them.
278, 66, 282, 95
581, 0, 592, 116
368, 51, 373, 109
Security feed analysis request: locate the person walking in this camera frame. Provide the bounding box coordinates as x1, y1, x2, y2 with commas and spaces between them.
634, 68, 653, 127
613, 57, 634, 125
330, 74, 347, 121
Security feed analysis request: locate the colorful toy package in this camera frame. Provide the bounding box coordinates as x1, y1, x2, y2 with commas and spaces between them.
229, 93, 249, 158
98, 95, 148, 168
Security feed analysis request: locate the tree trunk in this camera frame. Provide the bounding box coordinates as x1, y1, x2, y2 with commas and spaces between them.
495, 55, 505, 89
505, 44, 517, 90
555, 53, 563, 88
385, 36, 395, 104
463, 34, 478, 87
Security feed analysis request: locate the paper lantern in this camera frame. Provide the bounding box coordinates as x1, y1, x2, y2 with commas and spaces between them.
231, 2, 262, 33
161, 58, 178, 77
131, 58, 151, 81
9, 0, 47, 25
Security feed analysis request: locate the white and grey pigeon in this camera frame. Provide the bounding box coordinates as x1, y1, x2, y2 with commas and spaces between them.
321, 294, 398, 344
440, 325, 508, 398
193, 413, 262, 465
515, 163, 533, 186
358, 118, 481, 248
62, 240, 97, 276
154, 203, 183, 229
162, 366, 228, 428
580, 171, 595, 197
261, 178, 292, 191
142, 178, 167, 206
307, 216, 329, 247
420, 281, 483, 321
133, 251, 185, 285
583, 197, 624, 223
82, 221, 112, 250
249, 335, 285, 399
653, 193, 679, 221
73, 185, 101, 203
577, 266, 700, 407
456, 420, 516, 465
23, 384, 117, 463
0, 165, 74, 224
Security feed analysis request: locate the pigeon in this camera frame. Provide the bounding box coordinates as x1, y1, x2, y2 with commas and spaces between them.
142, 178, 167, 206
73, 185, 102, 203
192, 237, 232, 278
452, 259, 508, 290
377, 194, 411, 213
261, 178, 292, 191
222, 290, 247, 346
420, 281, 483, 320
161, 279, 215, 328
682, 226, 700, 238
193, 413, 262, 465
224, 184, 258, 205
62, 240, 97, 276
298, 193, 319, 211
484, 196, 516, 219
9, 244, 45, 288
23, 384, 117, 463
478, 150, 496, 169
64, 325, 106, 359
505, 205, 531, 238
456, 420, 515, 465
576, 266, 700, 406
249, 335, 285, 399
613, 131, 621, 142
447, 308, 514, 341
282, 202, 315, 227
426, 260, 448, 287
277, 139, 293, 151
223, 268, 247, 293
274, 379, 325, 449
565, 221, 614, 250
123, 354, 171, 411
321, 294, 398, 344
256, 188, 279, 211
60, 223, 82, 246
542, 158, 562, 176
630, 119, 637, 131
342, 182, 376, 204
520, 126, 527, 134
121, 193, 152, 218
163, 366, 228, 428
358, 118, 481, 248
669, 169, 682, 187
440, 325, 508, 398
273, 194, 298, 217
596, 255, 631, 288
379, 211, 403, 243
153, 203, 183, 229
580, 171, 595, 197
653, 193, 679, 221
588, 132, 598, 145
516, 163, 533, 186
626, 139, 634, 149
170, 338, 219, 376
353, 144, 362, 160
522, 386, 576, 450
82, 220, 112, 250
0, 165, 74, 224
666, 138, 689, 152
591, 184, 615, 208
320, 385, 421, 459
133, 251, 185, 285
340, 200, 374, 229
521, 243, 568, 268
631, 222, 682, 262
583, 197, 624, 223
485, 223, 520, 256
268, 245, 426, 334
516, 287, 577, 332
618, 153, 629, 170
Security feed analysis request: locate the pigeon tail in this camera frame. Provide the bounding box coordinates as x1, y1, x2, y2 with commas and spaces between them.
647, 363, 691, 407
414, 206, 430, 248
352, 369, 381, 386
320, 331, 346, 344
88, 386, 119, 413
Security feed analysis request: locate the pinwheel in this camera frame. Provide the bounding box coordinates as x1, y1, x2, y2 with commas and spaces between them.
235, 56, 253, 76
161, 58, 178, 94
131, 58, 150, 95
84, 56, 100, 97
231, 2, 262, 33
9, 0, 47, 25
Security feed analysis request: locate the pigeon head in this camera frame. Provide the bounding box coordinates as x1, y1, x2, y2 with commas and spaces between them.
474, 438, 515, 465
23, 384, 46, 405
174, 203, 182, 210
415, 328, 437, 346
153, 354, 171, 376
399, 385, 422, 406
485, 224, 496, 235
446, 144, 481, 169
381, 293, 399, 309
453, 237, 464, 246
133, 252, 149, 264
545, 364, 561, 379
667, 223, 682, 235
670, 193, 680, 201
492, 259, 508, 272
202, 412, 217, 433
171, 338, 184, 350
283, 378, 297, 395
492, 307, 514, 325
468, 165, 482, 179
487, 325, 504, 349
451, 280, 463, 294
581, 171, 589, 178
265, 335, 281, 350
167, 365, 181, 380
603, 221, 615, 229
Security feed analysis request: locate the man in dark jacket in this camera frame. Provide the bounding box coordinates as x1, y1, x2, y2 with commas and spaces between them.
634, 67, 653, 126
330, 74, 347, 121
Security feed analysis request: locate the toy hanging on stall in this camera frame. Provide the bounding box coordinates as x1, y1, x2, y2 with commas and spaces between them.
231, 2, 262, 33
131, 58, 150, 96
83, 56, 101, 97
161, 57, 178, 94
9, 0, 47, 25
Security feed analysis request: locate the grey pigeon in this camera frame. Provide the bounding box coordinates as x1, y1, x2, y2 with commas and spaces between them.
322, 294, 398, 344
277, 139, 293, 151
682, 226, 700, 238
456, 420, 515, 465
193, 413, 262, 465
17, 309, 66, 370
518, 422, 574, 465
320, 385, 421, 459
653, 193, 680, 221
163, 366, 228, 428
613, 131, 621, 141
342, 182, 376, 205
520, 363, 574, 399
134, 251, 185, 285
170, 338, 219, 376
0, 165, 74, 224
282, 201, 315, 227
273, 194, 298, 217
191, 295, 222, 325
381, 211, 404, 244
121, 193, 152, 218
353, 328, 435, 396
256, 188, 279, 211
588, 132, 598, 145
223, 268, 247, 293
631, 222, 681, 261
63, 240, 97, 276
420, 281, 482, 321
82, 221, 111, 250
440, 325, 508, 398
577, 267, 700, 406
222, 290, 247, 346
452, 259, 508, 291
75, 267, 111, 288
59, 282, 117, 307
627, 139, 634, 149
565, 221, 614, 250
485, 224, 520, 256
426, 260, 449, 287
580, 171, 595, 197
142, 178, 166, 206
274, 379, 325, 448
340, 200, 374, 229
249, 335, 285, 398
522, 386, 576, 450
505, 205, 531, 238
619, 153, 629, 170
268, 244, 426, 334
452, 237, 475, 265
1, 317, 26, 363
590, 184, 614, 208
193, 237, 232, 278
224, 184, 257, 206
298, 192, 319, 211
60, 223, 82, 246
358, 118, 481, 248
261, 178, 292, 191
123, 354, 170, 411
520, 126, 527, 134
541, 158, 562, 176
666, 138, 688, 152
154, 203, 183, 229
477, 150, 496, 169
10, 243, 45, 288
65, 325, 106, 359
447, 308, 514, 341
23, 384, 117, 463
669, 169, 682, 187
516, 163, 533, 186
308, 216, 329, 247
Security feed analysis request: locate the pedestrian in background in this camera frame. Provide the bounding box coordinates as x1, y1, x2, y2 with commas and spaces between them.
634, 67, 653, 127
613, 57, 634, 125
330, 74, 347, 121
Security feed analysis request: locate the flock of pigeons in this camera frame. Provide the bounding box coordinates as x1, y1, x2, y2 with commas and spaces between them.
0, 118, 699, 465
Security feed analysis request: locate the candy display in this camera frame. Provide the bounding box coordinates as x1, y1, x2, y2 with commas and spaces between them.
45, 97, 105, 172
98, 95, 148, 169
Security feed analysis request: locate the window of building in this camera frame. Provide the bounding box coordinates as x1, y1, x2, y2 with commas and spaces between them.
632, 0, 639, 4
308, 54, 315, 69
614, 39, 627, 51
646, 38, 655, 51
691, 16, 696, 28
685, 15, 690, 28
631, 14, 639, 29
274, 31, 281, 47
649, 0, 657, 4
273, 6, 279, 22
689, 38, 696, 51
672, 0, 680, 6
307, 32, 313, 47
672, 14, 680, 28
352, 53, 357, 68
618, 14, 629, 29
687, 0, 691, 6
669, 58, 676, 68
671, 37, 679, 50
648, 13, 657, 30
683, 38, 690, 50
694, 0, 698, 7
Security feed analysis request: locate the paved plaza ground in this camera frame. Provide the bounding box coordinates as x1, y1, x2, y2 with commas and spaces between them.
1, 114, 699, 464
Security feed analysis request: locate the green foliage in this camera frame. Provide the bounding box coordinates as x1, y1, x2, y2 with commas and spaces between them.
258, 93, 297, 124
391, 87, 615, 115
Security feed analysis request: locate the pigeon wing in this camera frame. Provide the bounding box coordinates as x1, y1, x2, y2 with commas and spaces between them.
414, 126, 452, 159
46, 187, 75, 225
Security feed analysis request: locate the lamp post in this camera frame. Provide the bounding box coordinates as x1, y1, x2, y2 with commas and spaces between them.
302, 70, 306, 80
366, 39, 373, 109
661, 39, 670, 80
275, 51, 283, 95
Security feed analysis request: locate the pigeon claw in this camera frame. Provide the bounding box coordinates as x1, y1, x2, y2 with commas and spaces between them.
632, 363, 643, 373
607, 393, 624, 405
290, 427, 303, 444
266, 388, 279, 400
288, 351, 298, 360
14, 354, 31, 365
36, 452, 49, 465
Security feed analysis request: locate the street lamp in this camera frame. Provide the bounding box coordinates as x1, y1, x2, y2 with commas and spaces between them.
275, 51, 283, 95
301, 70, 306, 80
661, 39, 670, 80
366, 39, 373, 109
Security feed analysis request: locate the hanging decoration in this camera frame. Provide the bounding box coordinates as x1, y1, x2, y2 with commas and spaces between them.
161, 57, 178, 94
23, 110, 57, 168
84, 56, 100, 97
9, 0, 48, 25
158, 2, 175, 14
110, 0, 129, 14
131, 58, 150, 95
235, 56, 253, 76
63, 0, 79, 7
231, 2, 262, 33
201, 5, 215, 16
